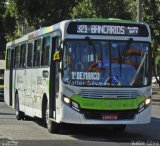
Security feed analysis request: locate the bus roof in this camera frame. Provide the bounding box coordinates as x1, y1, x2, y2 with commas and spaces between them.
78, 18, 136, 23
6, 18, 150, 47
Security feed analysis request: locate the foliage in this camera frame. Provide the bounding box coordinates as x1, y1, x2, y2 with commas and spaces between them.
71, 0, 132, 19
1, 0, 160, 65
71, 0, 97, 18
0, 0, 7, 58
4, 0, 17, 41
13, 0, 79, 28
142, 0, 160, 66
92, 0, 132, 19
124, 0, 137, 20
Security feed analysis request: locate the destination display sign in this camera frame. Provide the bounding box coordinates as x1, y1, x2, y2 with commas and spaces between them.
67, 22, 149, 37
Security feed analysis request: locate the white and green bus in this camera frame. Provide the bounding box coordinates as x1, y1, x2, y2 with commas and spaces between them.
4, 18, 152, 133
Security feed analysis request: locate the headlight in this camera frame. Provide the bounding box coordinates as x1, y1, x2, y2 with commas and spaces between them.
63, 95, 80, 112
145, 98, 151, 105
63, 96, 71, 104
138, 98, 151, 112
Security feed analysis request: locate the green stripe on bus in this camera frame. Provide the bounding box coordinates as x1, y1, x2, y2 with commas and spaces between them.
71, 95, 145, 110
46, 80, 49, 90
79, 18, 136, 23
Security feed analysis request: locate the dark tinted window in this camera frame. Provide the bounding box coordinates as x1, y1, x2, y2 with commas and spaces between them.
14, 46, 21, 68
41, 36, 50, 66
20, 44, 26, 68
27, 43, 33, 67
6, 48, 11, 69
33, 39, 41, 67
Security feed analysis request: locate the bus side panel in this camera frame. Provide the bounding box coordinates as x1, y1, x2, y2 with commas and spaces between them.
31, 68, 41, 117
36, 67, 50, 118
25, 68, 33, 117
15, 70, 26, 112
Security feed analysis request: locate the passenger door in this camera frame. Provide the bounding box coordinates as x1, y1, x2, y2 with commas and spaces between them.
49, 35, 60, 119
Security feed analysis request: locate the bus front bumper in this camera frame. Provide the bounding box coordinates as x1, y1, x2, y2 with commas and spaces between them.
59, 104, 151, 125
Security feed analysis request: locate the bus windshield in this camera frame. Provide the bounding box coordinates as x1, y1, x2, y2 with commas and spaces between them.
63, 39, 150, 87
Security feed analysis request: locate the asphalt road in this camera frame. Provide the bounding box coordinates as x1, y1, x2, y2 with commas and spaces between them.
0, 102, 160, 146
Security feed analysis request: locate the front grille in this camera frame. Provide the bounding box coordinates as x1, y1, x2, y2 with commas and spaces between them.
82, 109, 137, 120
78, 89, 142, 98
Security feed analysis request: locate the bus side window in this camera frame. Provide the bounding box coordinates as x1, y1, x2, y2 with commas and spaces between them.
27, 43, 33, 67
6, 48, 11, 70
33, 39, 41, 67
14, 46, 21, 68
41, 36, 50, 66
20, 44, 26, 68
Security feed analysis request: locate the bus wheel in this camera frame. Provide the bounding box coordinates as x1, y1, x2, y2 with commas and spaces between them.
47, 119, 59, 133
45, 107, 59, 133
15, 94, 24, 120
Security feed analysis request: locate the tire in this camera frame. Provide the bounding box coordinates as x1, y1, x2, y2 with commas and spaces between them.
47, 119, 60, 133
15, 94, 24, 120
44, 103, 60, 133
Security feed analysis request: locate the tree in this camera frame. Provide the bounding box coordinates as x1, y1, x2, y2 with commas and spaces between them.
92, 0, 132, 19
71, 0, 97, 18
71, 0, 132, 19
4, 0, 17, 41
0, 0, 7, 58
13, 0, 79, 29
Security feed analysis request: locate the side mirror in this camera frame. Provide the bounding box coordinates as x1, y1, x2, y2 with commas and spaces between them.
53, 51, 61, 62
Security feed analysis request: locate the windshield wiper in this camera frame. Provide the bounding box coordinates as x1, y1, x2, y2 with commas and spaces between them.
119, 38, 133, 75
130, 52, 148, 86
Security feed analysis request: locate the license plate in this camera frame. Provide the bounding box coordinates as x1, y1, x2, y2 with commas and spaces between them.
101, 114, 118, 120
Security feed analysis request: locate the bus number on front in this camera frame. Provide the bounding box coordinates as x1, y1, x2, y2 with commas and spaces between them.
77, 25, 87, 33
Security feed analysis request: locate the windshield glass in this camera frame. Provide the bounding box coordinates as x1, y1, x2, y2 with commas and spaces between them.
63, 39, 150, 87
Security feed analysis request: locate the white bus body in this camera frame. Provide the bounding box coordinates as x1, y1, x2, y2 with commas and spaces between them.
4, 19, 152, 133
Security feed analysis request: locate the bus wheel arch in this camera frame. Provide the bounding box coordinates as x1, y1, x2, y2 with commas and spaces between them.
41, 93, 59, 133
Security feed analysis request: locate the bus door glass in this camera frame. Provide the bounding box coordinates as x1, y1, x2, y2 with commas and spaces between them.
49, 36, 59, 119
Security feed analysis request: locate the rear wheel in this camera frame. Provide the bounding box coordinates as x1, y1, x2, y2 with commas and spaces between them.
15, 94, 24, 120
